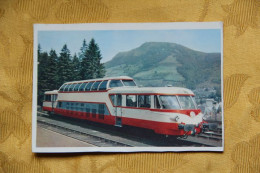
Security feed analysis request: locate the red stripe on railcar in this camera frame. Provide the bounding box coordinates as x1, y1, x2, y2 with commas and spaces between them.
109, 93, 194, 96
42, 106, 52, 112
121, 116, 202, 135
52, 108, 202, 136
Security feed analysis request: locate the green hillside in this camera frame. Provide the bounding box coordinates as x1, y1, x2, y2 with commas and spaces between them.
105, 42, 221, 89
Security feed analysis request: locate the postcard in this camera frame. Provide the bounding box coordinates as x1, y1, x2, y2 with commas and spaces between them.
32, 22, 224, 153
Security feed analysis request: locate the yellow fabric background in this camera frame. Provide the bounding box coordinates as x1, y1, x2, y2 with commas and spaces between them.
0, 0, 259, 172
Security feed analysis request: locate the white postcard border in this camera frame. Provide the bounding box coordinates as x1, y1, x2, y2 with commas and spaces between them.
32, 22, 224, 153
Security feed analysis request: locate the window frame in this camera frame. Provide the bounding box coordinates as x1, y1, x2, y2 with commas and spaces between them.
138, 95, 151, 108
64, 84, 71, 92
126, 95, 137, 107
177, 95, 196, 110
91, 81, 102, 91
78, 82, 88, 91
85, 82, 94, 91
59, 84, 67, 91
68, 84, 76, 91
159, 95, 181, 110
109, 80, 124, 88
98, 80, 108, 91
122, 80, 136, 86
73, 83, 81, 91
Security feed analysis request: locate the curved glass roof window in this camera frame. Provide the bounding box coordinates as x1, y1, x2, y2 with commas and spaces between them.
59, 84, 67, 91
109, 80, 123, 88
73, 83, 81, 91
78, 83, 88, 91
64, 84, 71, 92
91, 81, 101, 91
98, 80, 108, 90
69, 84, 76, 91
85, 82, 94, 91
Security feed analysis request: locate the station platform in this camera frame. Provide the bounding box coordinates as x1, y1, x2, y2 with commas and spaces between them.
36, 126, 95, 147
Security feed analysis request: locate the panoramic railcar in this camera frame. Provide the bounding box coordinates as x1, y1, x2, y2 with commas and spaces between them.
42, 76, 208, 136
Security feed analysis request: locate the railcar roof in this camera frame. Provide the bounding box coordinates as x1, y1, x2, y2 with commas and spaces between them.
64, 76, 133, 84
44, 90, 58, 94
108, 87, 194, 95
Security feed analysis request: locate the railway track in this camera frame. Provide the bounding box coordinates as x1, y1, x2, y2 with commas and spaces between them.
37, 112, 222, 147
37, 113, 147, 147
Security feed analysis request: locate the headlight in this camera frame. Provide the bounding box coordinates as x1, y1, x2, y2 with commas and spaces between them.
190, 111, 195, 117
170, 116, 179, 122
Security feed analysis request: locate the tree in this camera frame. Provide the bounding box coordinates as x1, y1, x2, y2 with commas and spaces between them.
78, 39, 87, 61
71, 53, 81, 80
47, 49, 59, 89
38, 51, 49, 105
38, 44, 42, 57
80, 38, 105, 79
57, 44, 73, 86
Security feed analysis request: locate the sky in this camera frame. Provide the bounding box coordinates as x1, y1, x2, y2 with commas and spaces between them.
38, 29, 221, 63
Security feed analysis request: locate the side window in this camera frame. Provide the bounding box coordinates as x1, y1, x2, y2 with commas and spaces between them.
126, 95, 137, 107
109, 94, 122, 106
138, 95, 151, 108
71, 102, 74, 110
110, 95, 116, 105
154, 95, 161, 109
75, 103, 79, 111
116, 94, 122, 106
58, 102, 62, 108
98, 80, 108, 90
79, 83, 87, 91
45, 95, 51, 101
98, 104, 105, 114
91, 81, 101, 91
85, 82, 94, 91
109, 80, 123, 88
80, 103, 84, 112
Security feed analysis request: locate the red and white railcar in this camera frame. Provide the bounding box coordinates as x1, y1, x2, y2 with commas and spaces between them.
42, 76, 207, 136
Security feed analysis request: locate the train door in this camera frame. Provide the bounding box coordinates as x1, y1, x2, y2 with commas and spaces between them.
51, 94, 57, 112
114, 94, 122, 127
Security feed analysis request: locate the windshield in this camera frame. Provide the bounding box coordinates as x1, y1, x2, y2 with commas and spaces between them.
122, 80, 136, 86
178, 96, 196, 109
159, 96, 180, 109
159, 95, 196, 110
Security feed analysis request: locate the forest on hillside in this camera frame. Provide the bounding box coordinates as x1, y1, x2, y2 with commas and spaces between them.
105, 42, 221, 90
37, 38, 105, 105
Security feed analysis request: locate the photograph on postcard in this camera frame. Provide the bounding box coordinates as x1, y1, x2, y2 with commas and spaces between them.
32, 22, 223, 152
